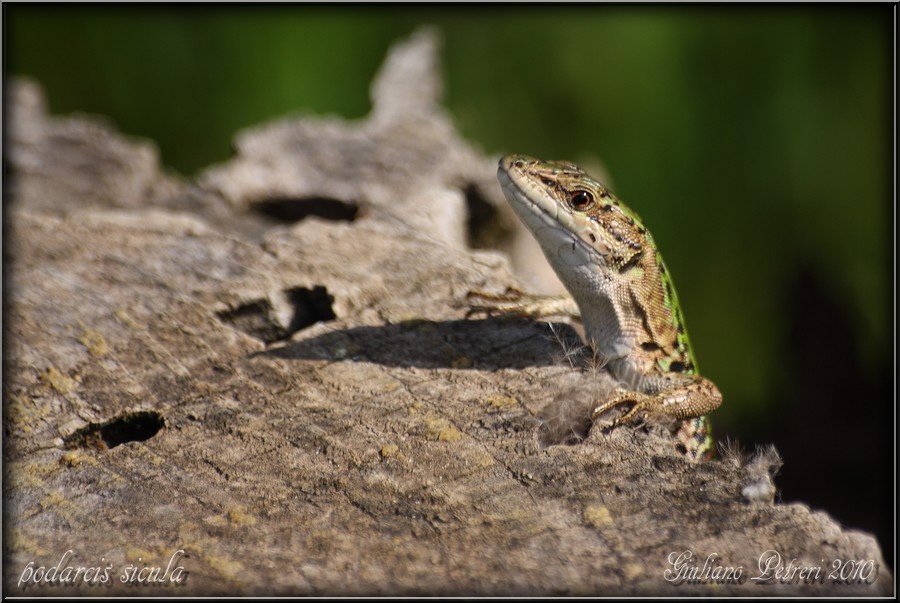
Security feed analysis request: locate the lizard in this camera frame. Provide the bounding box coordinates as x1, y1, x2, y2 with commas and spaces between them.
469, 154, 722, 461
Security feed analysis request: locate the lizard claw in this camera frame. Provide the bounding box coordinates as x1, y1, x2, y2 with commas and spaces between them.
591, 392, 653, 427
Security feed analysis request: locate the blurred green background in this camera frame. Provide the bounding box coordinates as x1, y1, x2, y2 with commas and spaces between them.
6, 5, 893, 563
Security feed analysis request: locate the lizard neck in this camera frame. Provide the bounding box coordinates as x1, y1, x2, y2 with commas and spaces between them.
550, 246, 696, 380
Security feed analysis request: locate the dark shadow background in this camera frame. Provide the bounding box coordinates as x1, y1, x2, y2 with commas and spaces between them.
4, 4, 893, 568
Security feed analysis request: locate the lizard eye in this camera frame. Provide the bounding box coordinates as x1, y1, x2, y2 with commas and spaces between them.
569, 190, 594, 211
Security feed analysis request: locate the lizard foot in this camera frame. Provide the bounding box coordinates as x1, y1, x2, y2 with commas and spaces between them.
465, 287, 528, 318
590, 391, 656, 428
465, 288, 579, 321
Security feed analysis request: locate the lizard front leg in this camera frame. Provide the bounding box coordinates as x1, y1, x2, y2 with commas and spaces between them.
466, 287, 581, 321
591, 374, 722, 426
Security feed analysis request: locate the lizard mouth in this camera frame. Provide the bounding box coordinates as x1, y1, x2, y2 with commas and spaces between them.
498, 157, 599, 269
497, 157, 560, 229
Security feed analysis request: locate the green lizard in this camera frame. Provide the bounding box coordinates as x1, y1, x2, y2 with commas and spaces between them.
471, 154, 722, 461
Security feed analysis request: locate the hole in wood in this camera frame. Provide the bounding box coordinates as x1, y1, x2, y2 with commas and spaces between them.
216, 299, 284, 344
282, 285, 337, 335
216, 285, 336, 344
463, 183, 518, 250
64, 411, 165, 450
252, 197, 359, 223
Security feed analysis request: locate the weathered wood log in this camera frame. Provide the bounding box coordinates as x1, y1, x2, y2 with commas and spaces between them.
4, 29, 890, 596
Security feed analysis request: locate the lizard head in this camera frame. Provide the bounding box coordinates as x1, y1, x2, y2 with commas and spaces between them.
497, 154, 649, 274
